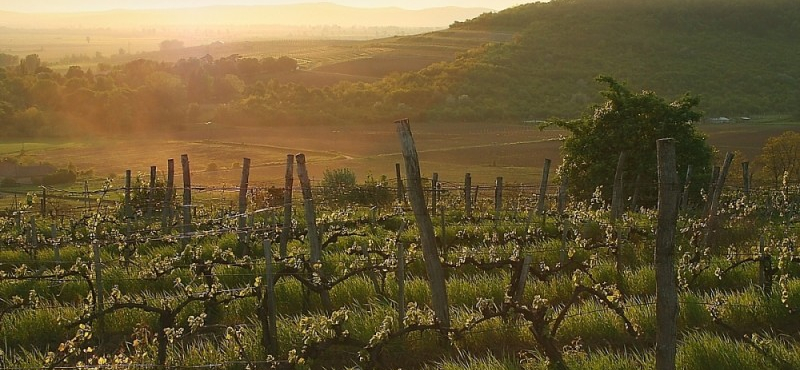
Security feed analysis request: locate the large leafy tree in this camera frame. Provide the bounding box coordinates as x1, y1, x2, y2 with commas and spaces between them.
758, 131, 800, 187
547, 76, 713, 205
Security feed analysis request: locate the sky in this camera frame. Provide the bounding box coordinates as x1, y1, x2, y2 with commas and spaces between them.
0, 1, 527, 13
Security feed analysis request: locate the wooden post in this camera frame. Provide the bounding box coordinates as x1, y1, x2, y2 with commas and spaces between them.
557, 175, 568, 214
396, 237, 406, 329
295, 154, 332, 311
742, 161, 751, 197
29, 216, 37, 255
162, 159, 175, 234
51, 224, 60, 263
40, 187, 46, 216
704, 166, 720, 215
431, 173, 438, 216
558, 176, 569, 264
513, 255, 533, 303
611, 152, 627, 294
238, 158, 251, 256
439, 205, 446, 258
93, 241, 105, 342
536, 159, 551, 215
464, 173, 472, 219
680, 165, 693, 211
124, 170, 132, 219
611, 152, 627, 221
147, 165, 156, 219
262, 240, 279, 356
84, 180, 89, 210
395, 119, 450, 328
655, 138, 679, 370
181, 154, 193, 237
704, 152, 734, 247
395, 163, 405, 205
494, 177, 504, 214
280, 155, 294, 258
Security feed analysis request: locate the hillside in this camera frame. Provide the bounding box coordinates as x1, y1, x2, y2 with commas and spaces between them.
368, 0, 800, 120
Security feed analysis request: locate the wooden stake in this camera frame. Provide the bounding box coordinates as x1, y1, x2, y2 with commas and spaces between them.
262, 240, 279, 356
536, 159, 551, 215
464, 173, 472, 219
295, 153, 332, 311
704, 152, 734, 247
181, 154, 192, 237
280, 154, 294, 258
238, 158, 251, 256
655, 138, 679, 370
395, 119, 450, 328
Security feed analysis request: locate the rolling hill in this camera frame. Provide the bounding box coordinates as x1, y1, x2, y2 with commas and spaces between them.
313, 0, 800, 121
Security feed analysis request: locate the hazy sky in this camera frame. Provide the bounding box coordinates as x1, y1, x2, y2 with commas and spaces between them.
0, 1, 527, 13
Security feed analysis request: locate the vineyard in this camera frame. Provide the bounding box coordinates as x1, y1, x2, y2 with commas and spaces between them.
1, 126, 800, 370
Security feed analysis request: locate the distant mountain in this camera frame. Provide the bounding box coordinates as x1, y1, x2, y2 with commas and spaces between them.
0, 3, 493, 29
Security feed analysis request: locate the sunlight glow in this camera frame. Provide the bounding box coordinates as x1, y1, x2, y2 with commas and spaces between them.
2, 1, 527, 13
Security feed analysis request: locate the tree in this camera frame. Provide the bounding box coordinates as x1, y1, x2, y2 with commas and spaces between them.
159, 39, 184, 51
758, 131, 800, 187
545, 76, 713, 205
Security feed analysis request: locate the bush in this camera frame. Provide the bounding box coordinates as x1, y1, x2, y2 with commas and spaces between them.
41, 169, 77, 185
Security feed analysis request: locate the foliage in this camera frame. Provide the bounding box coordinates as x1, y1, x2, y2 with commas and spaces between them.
545, 76, 713, 204
321, 168, 393, 207
758, 131, 800, 187
41, 169, 77, 186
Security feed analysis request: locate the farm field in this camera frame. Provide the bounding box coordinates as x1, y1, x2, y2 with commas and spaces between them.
0, 143, 798, 369
2, 118, 797, 192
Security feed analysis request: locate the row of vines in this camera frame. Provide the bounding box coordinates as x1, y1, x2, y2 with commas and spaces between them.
1, 150, 799, 370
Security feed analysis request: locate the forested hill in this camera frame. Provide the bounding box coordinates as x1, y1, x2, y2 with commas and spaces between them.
385, 0, 800, 121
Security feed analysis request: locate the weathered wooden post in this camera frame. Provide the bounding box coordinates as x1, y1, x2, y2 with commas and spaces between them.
237, 158, 251, 256
295, 153, 332, 311
611, 152, 627, 293
704, 166, 720, 215
536, 159, 551, 216
396, 236, 406, 328
704, 152, 734, 247
557, 176, 568, 214
464, 173, 472, 219
124, 170, 132, 219
84, 180, 89, 210
51, 224, 60, 263
162, 159, 175, 234
395, 163, 405, 205
280, 154, 294, 258
513, 255, 533, 304
558, 175, 569, 263
262, 240, 279, 356
92, 241, 105, 343
181, 154, 193, 238
611, 152, 627, 221
395, 119, 450, 328
431, 172, 438, 216
494, 177, 504, 214
40, 187, 47, 217
147, 165, 156, 218
655, 138, 679, 370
